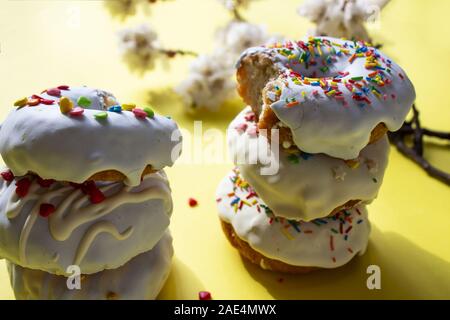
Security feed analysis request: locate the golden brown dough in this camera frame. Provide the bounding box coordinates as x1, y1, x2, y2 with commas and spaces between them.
221, 220, 317, 274
86, 165, 156, 182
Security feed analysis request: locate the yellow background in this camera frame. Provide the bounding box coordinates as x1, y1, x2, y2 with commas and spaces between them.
0, 0, 449, 299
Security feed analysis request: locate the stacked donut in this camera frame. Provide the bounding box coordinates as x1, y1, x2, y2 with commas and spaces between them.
0, 86, 182, 298
216, 37, 415, 273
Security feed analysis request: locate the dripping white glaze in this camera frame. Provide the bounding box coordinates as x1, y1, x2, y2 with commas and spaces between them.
0, 171, 173, 275
227, 106, 390, 221
216, 169, 371, 268
7, 231, 173, 300
0, 86, 182, 186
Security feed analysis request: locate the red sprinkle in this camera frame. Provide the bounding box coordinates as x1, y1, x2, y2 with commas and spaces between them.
69, 107, 84, 116
89, 188, 106, 204
80, 180, 105, 204
132, 108, 147, 119
188, 197, 198, 207
46, 88, 61, 97
286, 101, 299, 108
40, 99, 55, 105
244, 113, 255, 121
57, 85, 70, 90
81, 180, 97, 194
27, 98, 40, 106
39, 203, 56, 218
15, 178, 32, 198
235, 123, 248, 132
37, 177, 55, 188
198, 291, 212, 300
1, 170, 14, 182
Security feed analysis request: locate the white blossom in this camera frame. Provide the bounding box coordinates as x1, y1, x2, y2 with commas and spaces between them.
297, 0, 390, 42
215, 21, 284, 59
118, 24, 161, 74
217, 0, 256, 11
175, 53, 235, 112
177, 21, 283, 112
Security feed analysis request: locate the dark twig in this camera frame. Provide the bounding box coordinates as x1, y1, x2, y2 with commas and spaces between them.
388, 104, 450, 186
231, 7, 246, 22
158, 49, 198, 58
411, 104, 424, 155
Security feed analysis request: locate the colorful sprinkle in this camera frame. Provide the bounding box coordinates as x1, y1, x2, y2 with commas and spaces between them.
1, 170, 14, 182
286, 101, 299, 108
188, 197, 198, 207
198, 291, 212, 300
132, 108, 148, 119
121, 103, 136, 111
108, 105, 122, 113
27, 98, 40, 106
94, 111, 108, 120
40, 98, 54, 105
39, 203, 56, 218
143, 106, 155, 118
77, 96, 91, 108
14, 97, 28, 108
89, 188, 105, 204
15, 178, 31, 198
69, 107, 84, 116
235, 123, 248, 133
46, 88, 61, 97
59, 96, 74, 113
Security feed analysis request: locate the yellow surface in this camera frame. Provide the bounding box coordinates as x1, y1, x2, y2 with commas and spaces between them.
0, 0, 449, 299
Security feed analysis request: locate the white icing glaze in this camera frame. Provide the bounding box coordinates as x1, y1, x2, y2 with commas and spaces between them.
216, 170, 371, 268
0, 171, 172, 275
238, 37, 415, 159
228, 106, 389, 221
7, 231, 173, 300
0, 86, 182, 186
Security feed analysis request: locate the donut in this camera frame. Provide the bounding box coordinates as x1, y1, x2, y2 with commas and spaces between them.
7, 231, 173, 300
0, 86, 182, 186
236, 36, 415, 160
216, 169, 371, 273
0, 170, 172, 275
227, 107, 389, 221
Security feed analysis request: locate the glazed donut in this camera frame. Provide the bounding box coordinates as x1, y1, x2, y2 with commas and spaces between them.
236, 36, 415, 160
7, 231, 173, 300
0, 86, 181, 186
228, 107, 389, 221
216, 169, 371, 272
0, 170, 172, 275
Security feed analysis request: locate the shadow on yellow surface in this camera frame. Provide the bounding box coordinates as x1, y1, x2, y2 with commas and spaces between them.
157, 257, 204, 300
237, 227, 450, 299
